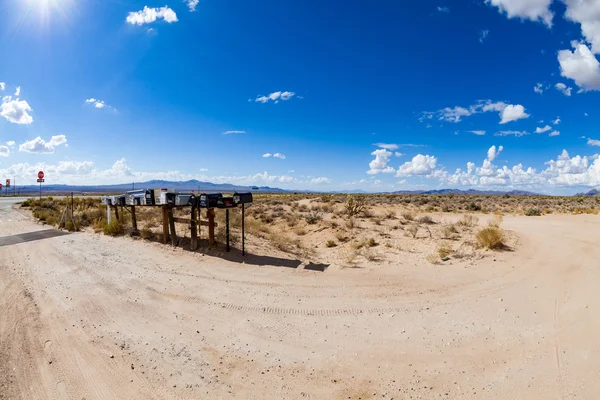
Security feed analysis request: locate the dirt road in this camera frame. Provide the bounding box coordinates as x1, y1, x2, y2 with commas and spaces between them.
1, 197, 600, 399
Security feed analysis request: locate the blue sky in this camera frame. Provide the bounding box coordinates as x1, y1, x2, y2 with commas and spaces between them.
2, 0, 600, 193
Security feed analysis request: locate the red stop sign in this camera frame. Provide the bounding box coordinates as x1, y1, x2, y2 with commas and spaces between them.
38, 171, 44, 179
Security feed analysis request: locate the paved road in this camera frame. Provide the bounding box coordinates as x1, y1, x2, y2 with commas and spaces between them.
1, 198, 600, 399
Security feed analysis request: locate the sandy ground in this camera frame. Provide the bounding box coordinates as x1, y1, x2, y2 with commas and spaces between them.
1, 197, 600, 399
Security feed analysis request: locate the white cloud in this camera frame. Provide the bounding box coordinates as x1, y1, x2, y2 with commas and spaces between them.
85, 98, 115, 111
494, 130, 529, 137
549, 130, 560, 137
479, 30, 490, 43
374, 180, 383, 185
14, 86, 20, 96
558, 43, 600, 91
396, 154, 438, 177
126, 6, 178, 25
367, 149, 395, 175
310, 177, 331, 184
185, 0, 200, 12
485, 0, 553, 27
425, 100, 529, 124
534, 82, 544, 94
254, 91, 295, 103
0, 97, 33, 124
262, 152, 286, 159
5, 141, 15, 148
563, 0, 600, 54
222, 130, 246, 135
536, 125, 552, 133
500, 104, 529, 124
437, 6, 449, 13
553, 117, 561, 125
555, 82, 573, 96
487, 145, 504, 161
0, 82, 5, 91
374, 143, 399, 150
19, 135, 68, 154
588, 139, 600, 147
470, 130, 486, 135
0, 146, 10, 157
395, 152, 404, 157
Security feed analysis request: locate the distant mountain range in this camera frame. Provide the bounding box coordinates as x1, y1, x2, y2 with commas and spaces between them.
575, 189, 600, 197
7, 179, 595, 197
389, 189, 544, 196
11, 179, 287, 195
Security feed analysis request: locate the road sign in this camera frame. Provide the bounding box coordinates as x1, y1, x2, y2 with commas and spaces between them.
37, 179, 45, 183
38, 171, 44, 180
5, 179, 10, 187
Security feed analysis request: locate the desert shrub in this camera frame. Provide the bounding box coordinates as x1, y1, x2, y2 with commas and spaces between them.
468, 202, 482, 211
104, 220, 123, 236
140, 228, 155, 240
437, 242, 453, 259
401, 212, 415, 221
384, 210, 396, 219
417, 215, 435, 224
524, 208, 542, 216
488, 214, 503, 228
293, 226, 307, 236
457, 215, 479, 227
345, 195, 366, 217
476, 227, 505, 250
345, 218, 357, 229
366, 238, 378, 247
441, 224, 459, 239
65, 221, 76, 232
406, 225, 418, 238
326, 240, 337, 248
335, 231, 349, 242
305, 211, 322, 225
426, 253, 441, 265
361, 247, 379, 261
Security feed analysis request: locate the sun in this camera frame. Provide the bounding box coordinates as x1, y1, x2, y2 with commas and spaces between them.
19, 0, 75, 28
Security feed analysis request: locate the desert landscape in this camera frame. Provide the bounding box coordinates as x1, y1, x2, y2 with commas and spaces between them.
1, 194, 600, 399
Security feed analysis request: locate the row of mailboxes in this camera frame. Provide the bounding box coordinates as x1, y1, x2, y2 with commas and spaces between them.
103, 191, 253, 208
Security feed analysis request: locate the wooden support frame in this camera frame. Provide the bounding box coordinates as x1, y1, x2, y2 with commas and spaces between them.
190, 204, 198, 251
207, 209, 216, 247
168, 206, 177, 247
162, 206, 169, 244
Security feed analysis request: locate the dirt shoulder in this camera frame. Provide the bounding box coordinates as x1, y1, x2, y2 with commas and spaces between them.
2, 198, 600, 399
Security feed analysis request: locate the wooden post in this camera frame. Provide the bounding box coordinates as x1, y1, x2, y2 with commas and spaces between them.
226, 209, 230, 252
162, 206, 169, 244
131, 206, 138, 233
168, 206, 177, 247
107, 205, 112, 225
190, 204, 198, 251
207, 209, 216, 247
115, 205, 120, 221
242, 204, 245, 256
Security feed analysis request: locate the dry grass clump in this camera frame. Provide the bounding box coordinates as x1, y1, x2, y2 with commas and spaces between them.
335, 231, 349, 243
476, 226, 505, 250
524, 208, 542, 216
103, 220, 123, 236
437, 242, 453, 259
325, 240, 337, 248
401, 212, 415, 221
441, 224, 459, 240
417, 215, 436, 224
304, 211, 322, 225
457, 215, 479, 227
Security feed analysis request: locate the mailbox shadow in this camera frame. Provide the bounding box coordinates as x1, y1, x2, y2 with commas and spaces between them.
218, 249, 303, 269
176, 238, 328, 271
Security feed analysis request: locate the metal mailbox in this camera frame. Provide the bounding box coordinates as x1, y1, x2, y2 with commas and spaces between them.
233, 192, 253, 205
165, 192, 177, 205
115, 195, 126, 206
198, 193, 222, 208
175, 194, 194, 206
217, 196, 237, 209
